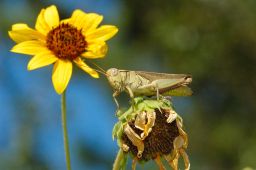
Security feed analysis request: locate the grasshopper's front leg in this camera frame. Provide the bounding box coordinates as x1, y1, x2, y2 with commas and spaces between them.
113, 91, 121, 114
125, 86, 134, 99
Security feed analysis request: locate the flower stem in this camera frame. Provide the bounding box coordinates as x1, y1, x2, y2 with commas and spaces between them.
61, 90, 72, 170
113, 149, 124, 170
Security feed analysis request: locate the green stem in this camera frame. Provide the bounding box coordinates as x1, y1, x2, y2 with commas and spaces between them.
113, 149, 124, 170
61, 90, 72, 170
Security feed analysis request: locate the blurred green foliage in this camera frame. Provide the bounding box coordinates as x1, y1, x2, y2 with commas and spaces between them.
109, 0, 256, 169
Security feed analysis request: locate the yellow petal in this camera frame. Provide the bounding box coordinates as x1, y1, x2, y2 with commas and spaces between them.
11, 23, 31, 30
52, 59, 73, 94
27, 51, 58, 70
72, 12, 103, 32
11, 40, 49, 55
74, 58, 99, 78
35, 9, 51, 35
9, 24, 45, 43
85, 13, 103, 32
44, 5, 59, 28
86, 25, 118, 42
70, 10, 89, 30
60, 18, 71, 24
81, 42, 108, 59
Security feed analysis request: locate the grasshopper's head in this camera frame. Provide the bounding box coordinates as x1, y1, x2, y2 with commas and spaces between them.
106, 68, 123, 91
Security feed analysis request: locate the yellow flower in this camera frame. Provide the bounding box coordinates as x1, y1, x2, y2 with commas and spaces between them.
9, 5, 118, 94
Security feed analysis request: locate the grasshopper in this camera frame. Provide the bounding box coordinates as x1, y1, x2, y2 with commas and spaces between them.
105, 68, 192, 109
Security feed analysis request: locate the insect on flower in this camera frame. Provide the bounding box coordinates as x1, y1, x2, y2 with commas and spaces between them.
106, 68, 192, 110
113, 97, 190, 170
9, 5, 118, 94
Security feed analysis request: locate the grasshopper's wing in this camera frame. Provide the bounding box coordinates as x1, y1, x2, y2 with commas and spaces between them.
136, 71, 192, 82
136, 71, 192, 96
119, 70, 192, 81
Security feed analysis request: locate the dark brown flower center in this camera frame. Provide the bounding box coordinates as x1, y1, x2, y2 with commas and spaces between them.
46, 23, 87, 60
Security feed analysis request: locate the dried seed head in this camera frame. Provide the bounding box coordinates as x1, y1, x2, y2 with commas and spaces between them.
122, 109, 180, 161
113, 97, 190, 170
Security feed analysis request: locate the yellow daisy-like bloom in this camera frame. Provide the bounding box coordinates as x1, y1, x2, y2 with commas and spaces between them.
9, 5, 118, 94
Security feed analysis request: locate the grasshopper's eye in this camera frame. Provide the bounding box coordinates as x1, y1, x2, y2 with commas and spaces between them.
110, 68, 118, 76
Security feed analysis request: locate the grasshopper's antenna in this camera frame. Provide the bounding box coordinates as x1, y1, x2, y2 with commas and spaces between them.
93, 68, 107, 76
87, 60, 106, 73
78, 59, 107, 76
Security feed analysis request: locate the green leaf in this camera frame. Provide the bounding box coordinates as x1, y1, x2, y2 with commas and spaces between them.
112, 123, 119, 139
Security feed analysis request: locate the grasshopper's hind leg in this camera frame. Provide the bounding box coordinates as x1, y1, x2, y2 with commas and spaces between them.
156, 84, 159, 100
154, 84, 165, 101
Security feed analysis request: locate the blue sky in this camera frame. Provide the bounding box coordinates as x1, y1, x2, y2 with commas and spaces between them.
0, 0, 121, 169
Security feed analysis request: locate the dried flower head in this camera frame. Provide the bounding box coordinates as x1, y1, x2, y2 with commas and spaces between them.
9, 5, 118, 94
113, 97, 190, 170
